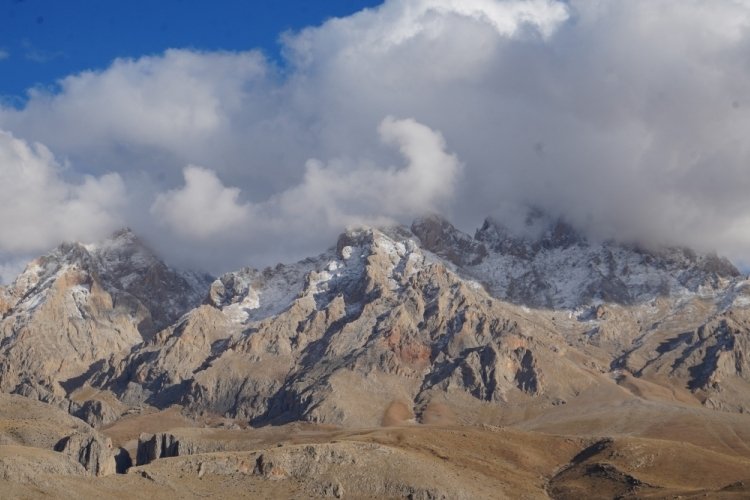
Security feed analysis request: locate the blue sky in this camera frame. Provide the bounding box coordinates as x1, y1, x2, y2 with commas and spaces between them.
1, 0, 383, 103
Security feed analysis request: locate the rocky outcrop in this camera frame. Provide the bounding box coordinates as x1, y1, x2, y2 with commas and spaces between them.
11, 381, 120, 428
136, 432, 184, 465
11, 380, 77, 414
72, 399, 120, 428
411, 214, 487, 266
135, 431, 250, 465
248, 443, 459, 498
130, 442, 478, 499
134, 428, 284, 466
0, 394, 94, 448
445, 344, 542, 402
54, 432, 116, 476
0, 393, 116, 476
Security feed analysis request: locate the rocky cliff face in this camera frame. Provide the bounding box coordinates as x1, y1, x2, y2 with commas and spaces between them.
54, 432, 116, 477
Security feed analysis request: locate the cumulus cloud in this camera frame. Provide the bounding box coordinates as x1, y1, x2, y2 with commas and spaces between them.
147, 117, 459, 267
272, 116, 460, 228
0, 49, 269, 189
0, 130, 125, 255
151, 166, 252, 240
1, 0, 750, 274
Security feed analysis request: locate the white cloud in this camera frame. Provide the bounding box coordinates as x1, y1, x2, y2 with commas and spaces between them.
0, 49, 8, 61
1, 0, 750, 273
149, 117, 459, 264
288, 0, 568, 55
0, 49, 268, 178
274, 116, 460, 226
151, 165, 251, 240
0, 130, 125, 255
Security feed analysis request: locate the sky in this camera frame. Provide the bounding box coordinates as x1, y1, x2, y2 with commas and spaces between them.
1, 0, 750, 280
0, 0, 384, 102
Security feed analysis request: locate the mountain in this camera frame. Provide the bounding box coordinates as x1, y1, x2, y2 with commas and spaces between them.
68, 216, 748, 427
93, 226, 605, 425
412, 211, 739, 309
0, 229, 212, 418
2, 215, 750, 497
3, 217, 747, 423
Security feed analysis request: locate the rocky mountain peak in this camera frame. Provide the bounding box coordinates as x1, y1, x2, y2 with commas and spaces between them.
0, 229, 213, 398
410, 211, 740, 309
85, 228, 167, 279
475, 211, 585, 256
4, 229, 212, 334
205, 225, 427, 328
411, 214, 487, 266
7, 229, 145, 295
88, 229, 213, 336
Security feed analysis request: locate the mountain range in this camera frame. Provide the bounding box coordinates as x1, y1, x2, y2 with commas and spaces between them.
1, 212, 750, 498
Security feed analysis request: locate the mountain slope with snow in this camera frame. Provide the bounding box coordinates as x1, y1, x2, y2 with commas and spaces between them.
0, 229, 212, 407
412, 212, 739, 309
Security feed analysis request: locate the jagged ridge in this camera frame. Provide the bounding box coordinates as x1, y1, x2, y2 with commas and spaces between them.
412, 212, 739, 309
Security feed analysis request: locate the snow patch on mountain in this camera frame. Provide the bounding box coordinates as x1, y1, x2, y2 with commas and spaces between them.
412, 212, 740, 310
208, 226, 430, 325
209, 256, 324, 324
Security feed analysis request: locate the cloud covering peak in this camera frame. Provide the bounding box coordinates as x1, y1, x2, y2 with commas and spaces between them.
1, 0, 750, 275
147, 116, 460, 267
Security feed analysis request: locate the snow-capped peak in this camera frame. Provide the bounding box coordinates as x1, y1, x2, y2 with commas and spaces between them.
2, 229, 213, 337
208, 226, 430, 325
413, 212, 740, 309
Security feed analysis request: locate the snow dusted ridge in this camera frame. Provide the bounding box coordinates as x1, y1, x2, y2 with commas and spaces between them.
202, 211, 744, 327
1, 229, 212, 336
207, 226, 429, 325
2, 211, 743, 338
207, 257, 323, 324
411, 212, 741, 310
